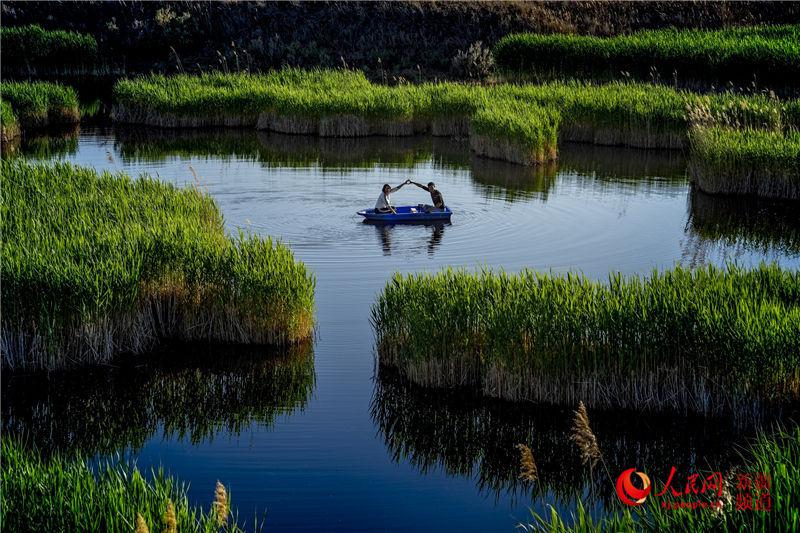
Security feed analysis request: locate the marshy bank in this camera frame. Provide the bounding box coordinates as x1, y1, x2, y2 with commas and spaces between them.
1, 159, 315, 371
373, 264, 800, 423
110, 70, 800, 199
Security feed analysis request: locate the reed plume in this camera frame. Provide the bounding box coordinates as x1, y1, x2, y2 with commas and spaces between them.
516, 444, 538, 481
163, 500, 177, 533
213, 481, 228, 526
135, 513, 149, 533
571, 401, 601, 469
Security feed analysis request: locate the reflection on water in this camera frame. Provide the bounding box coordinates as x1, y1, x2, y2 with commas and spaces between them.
470, 156, 557, 202
372, 368, 746, 505
2, 125, 80, 158
112, 127, 471, 171
684, 188, 800, 263
2, 343, 314, 457
366, 221, 449, 256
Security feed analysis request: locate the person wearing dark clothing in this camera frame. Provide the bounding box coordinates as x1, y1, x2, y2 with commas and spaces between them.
410, 181, 445, 212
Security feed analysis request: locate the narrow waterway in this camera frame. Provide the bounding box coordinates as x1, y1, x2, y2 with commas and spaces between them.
5, 127, 799, 531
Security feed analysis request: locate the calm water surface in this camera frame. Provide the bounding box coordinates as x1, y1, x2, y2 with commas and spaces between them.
5, 128, 799, 531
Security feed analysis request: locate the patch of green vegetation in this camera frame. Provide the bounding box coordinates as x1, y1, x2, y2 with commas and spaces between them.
494, 25, 800, 84
1, 99, 20, 143
0, 81, 80, 128
113, 69, 797, 196
689, 127, 800, 199
1, 160, 315, 370
372, 265, 800, 416
0, 25, 98, 73
0, 437, 250, 532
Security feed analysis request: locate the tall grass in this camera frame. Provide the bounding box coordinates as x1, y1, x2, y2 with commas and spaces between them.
494, 25, 800, 86
689, 126, 800, 199
1, 160, 315, 370
0, 81, 80, 128
112, 69, 798, 194
523, 423, 800, 532
1, 25, 98, 74
470, 100, 560, 164
0, 438, 251, 532
372, 265, 800, 420
1, 99, 20, 144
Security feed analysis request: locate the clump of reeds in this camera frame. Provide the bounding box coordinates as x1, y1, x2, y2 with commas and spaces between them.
110, 69, 798, 180
469, 101, 560, 164
494, 25, 800, 86
0, 438, 253, 531
688, 126, 800, 199
1, 159, 315, 371
373, 265, 800, 420
1, 25, 98, 74
0, 81, 80, 128
1, 100, 21, 143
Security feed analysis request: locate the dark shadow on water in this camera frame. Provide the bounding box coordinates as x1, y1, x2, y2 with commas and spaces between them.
2, 342, 315, 457
371, 366, 751, 507
684, 187, 800, 262
364, 220, 449, 257
2, 125, 80, 159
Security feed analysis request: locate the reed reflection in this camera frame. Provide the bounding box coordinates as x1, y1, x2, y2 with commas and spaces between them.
371, 367, 745, 505
2, 342, 315, 457
685, 187, 800, 260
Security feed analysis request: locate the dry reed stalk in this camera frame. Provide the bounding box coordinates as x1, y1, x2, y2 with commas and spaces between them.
516, 444, 539, 482
213, 481, 228, 527
135, 513, 149, 533
571, 401, 602, 469
163, 500, 177, 533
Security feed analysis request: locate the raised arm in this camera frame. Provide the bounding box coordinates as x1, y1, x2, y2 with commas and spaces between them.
390, 179, 412, 193
411, 181, 429, 191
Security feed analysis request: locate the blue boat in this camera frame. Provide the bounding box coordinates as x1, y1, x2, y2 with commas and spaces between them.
357, 205, 452, 223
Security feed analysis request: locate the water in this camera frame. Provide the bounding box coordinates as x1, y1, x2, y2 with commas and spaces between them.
5, 127, 799, 531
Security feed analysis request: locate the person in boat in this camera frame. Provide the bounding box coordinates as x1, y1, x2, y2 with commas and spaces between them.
375, 180, 411, 214
410, 181, 445, 212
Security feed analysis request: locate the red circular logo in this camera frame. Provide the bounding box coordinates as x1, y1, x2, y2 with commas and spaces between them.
616, 468, 652, 506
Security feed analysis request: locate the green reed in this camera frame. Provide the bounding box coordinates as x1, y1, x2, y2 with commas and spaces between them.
494, 25, 800, 85
1, 99, 20, 142
1, 24, 98, 73
1, 160, 315, 370
523, 423, 800, 532
0, 438, 251, 532
0, 81, 80, 128
372, 265, 800, 417
689, 126, 800, 199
